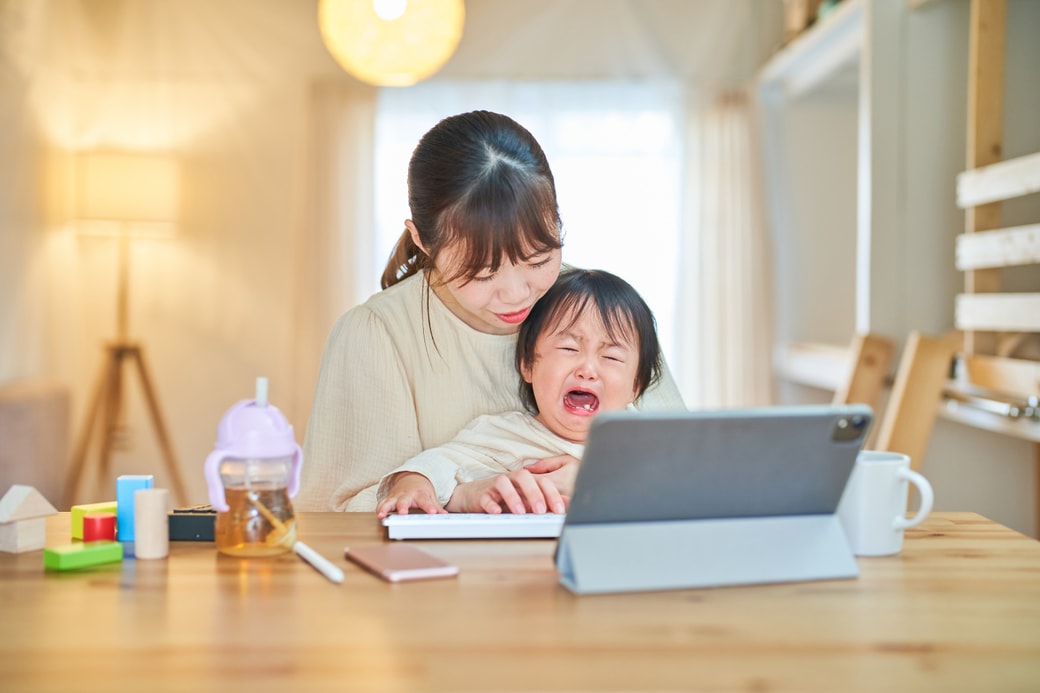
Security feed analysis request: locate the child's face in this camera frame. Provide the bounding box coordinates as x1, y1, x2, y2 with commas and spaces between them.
521, 308, 640, 444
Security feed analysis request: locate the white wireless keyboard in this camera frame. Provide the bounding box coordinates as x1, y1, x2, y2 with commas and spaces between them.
382, 513, 566, 540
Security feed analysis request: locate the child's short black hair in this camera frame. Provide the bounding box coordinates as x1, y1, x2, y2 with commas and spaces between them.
515, 268, 662, 414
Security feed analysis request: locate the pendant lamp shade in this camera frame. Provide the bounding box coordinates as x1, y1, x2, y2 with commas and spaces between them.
318, 0, 465, 87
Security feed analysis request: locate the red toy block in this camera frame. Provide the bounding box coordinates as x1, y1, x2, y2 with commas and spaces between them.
82, 512, 117, 542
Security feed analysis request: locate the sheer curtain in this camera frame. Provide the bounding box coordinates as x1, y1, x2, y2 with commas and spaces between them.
677, 91, 774, 408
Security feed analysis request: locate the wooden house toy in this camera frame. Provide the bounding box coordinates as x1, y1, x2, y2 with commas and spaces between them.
0, 484, 59, 553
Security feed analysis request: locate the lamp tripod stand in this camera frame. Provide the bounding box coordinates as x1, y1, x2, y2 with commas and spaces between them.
64, 232, 189, 508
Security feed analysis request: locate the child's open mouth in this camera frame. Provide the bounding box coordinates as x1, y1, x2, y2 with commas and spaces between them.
563, 390, 599, 414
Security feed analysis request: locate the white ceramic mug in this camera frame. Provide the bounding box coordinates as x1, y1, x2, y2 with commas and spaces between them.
838, 451, 934, 557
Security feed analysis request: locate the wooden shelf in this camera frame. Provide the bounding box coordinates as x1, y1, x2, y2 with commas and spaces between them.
773, 341, 852, 391
955, 353, 1040, 400
941, 353, 1040, 444
938, 396, 1040, 444
758, 0, 863, 98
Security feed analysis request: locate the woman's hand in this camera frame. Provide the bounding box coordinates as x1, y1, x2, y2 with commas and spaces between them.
522, 454, 581, 498
445, 470, 564, 515
375, 472, 447, 519
445, 455, 580, 515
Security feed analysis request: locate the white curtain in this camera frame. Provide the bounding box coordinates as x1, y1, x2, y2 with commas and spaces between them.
678, 91, 774, 408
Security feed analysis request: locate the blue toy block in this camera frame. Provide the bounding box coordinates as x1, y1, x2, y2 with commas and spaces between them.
116, 475, 154, 542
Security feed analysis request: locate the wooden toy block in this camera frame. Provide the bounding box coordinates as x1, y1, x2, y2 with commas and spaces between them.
0, 485, 59, 553
0, 518, 45, 553
134, 489, 169, 560
71, 501, 118, 540
116, 475, 153, 542
0, 485, 59, 521
44, 541, 123, 571
82, 512, 117, 542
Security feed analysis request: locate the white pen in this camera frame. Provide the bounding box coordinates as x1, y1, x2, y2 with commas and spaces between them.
294, 541, 345, 584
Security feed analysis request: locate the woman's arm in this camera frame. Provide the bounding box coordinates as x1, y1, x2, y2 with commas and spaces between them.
296, 307, 422, 511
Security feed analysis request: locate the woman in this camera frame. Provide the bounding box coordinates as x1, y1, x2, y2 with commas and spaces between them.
296, 111, 683, 511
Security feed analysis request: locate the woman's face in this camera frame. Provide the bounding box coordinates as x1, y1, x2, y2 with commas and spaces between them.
521, 307, 640, 443
430, 243, 562, 335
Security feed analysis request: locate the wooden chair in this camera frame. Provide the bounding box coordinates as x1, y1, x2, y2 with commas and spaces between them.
834, 331, 958, 471
832, 333, 894, 413
873, 331, 958, 471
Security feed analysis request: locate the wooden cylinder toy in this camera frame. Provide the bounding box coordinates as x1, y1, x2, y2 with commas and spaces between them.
82, 512, 117, 542
134, 488, 170, 559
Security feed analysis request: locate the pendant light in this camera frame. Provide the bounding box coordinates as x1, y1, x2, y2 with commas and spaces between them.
318, 0, 465, 87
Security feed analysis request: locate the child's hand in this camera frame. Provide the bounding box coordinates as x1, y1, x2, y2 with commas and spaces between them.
376, 472, 447, 519
446, 469, 568, 515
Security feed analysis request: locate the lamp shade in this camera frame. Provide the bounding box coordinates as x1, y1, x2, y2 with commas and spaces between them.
75, 153, 179, 223
318, 0, 465, 87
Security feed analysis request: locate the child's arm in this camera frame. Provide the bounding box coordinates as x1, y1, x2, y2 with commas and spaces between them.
375, 472, 447, 519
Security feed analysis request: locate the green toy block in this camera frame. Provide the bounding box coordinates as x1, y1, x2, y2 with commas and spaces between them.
71, 501, 118, 540
44, 541, 123, 571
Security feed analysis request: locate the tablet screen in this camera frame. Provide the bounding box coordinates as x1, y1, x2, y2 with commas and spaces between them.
565, 404, 872, 526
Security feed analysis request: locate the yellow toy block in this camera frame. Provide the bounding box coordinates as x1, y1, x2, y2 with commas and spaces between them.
71, 501, 118, 540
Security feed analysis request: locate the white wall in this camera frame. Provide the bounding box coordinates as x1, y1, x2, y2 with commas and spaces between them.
762, 79, 860, 350
0, 51, 47, 380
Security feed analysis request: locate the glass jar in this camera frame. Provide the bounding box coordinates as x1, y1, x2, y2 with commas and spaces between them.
214, 455, 297, 557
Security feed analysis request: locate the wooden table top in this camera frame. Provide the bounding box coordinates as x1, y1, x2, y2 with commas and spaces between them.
2, 511, 1039, 692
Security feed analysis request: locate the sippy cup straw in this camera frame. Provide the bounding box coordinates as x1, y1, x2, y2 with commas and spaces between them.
255, 376, 268, 407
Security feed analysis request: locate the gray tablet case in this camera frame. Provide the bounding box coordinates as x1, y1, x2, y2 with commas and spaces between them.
555, 404, 872, 594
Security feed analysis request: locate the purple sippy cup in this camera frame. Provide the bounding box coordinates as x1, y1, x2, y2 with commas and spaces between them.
204, 377, 303, 556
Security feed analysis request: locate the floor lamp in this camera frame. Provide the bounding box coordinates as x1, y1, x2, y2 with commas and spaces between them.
64, 153, 189, 508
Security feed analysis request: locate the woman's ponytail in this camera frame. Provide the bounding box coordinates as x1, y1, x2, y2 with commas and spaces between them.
380, 227, 428, 289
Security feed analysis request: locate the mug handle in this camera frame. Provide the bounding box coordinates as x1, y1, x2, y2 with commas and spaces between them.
892, 469, 934, 530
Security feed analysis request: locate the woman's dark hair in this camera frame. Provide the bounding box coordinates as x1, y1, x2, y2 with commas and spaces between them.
515, 269, 662, 413
381, 110, 563, 289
